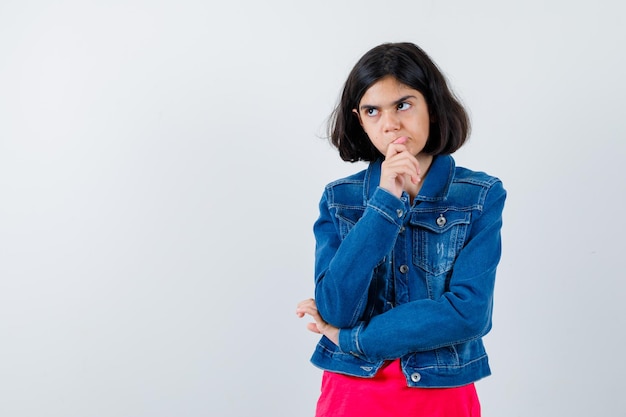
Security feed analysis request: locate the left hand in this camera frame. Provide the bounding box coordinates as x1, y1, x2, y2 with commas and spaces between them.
296, 298, 339, 346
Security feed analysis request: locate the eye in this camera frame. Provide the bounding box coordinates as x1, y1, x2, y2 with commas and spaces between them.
397, 102, 412, 111
365, 108, 379, 117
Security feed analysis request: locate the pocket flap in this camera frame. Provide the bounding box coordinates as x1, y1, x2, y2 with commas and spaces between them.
409, 210, 471, 233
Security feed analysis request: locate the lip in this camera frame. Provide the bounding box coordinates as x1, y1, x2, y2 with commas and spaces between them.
392, 136, 409, 144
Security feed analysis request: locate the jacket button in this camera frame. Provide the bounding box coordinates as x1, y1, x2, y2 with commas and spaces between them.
399, 226, 406, 233
396, 209, 404, 218
436, 214, 446, 227
399, 265, 409, 273
410, 372, 421, 382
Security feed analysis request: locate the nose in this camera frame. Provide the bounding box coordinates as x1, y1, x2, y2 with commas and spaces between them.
381, 110, 400, 132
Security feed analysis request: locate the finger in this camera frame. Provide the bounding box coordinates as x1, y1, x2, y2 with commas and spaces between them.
296, 298, 316, 314
296, 298, 316, 309
385, 136, 410, 158
383, 161, 419, 185
306, 322, 322, 334
386, 153, 421, 179
296, 299, 317, 312
296, 304, 321, 320
385, 143, 406, 159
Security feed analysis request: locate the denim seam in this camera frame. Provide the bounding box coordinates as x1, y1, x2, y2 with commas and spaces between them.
353, 324, 364, 357
455, 176, 500, 188
317, 341, 352, 356
421, 327, 488, 351
367, 204, 400, 225
409, 204, 481, 214
406, 353, 488, 371
330, 203, 367, 210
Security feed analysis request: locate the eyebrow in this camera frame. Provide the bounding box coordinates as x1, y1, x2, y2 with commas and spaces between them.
359, 95, 417, 112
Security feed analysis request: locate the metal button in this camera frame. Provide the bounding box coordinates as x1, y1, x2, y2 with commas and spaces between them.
410, 372, 421, 382
399, 226, 406, 233
399, 264, 409, 273
436, 214, 446, 227
396, 209, 404, 218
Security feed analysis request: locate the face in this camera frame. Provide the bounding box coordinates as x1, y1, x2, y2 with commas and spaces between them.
354, 76, 430, 157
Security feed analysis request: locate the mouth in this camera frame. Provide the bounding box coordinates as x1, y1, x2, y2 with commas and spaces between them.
392, 136, 409, 145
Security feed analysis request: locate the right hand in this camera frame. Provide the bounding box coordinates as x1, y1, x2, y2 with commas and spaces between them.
379, 137, 421, 198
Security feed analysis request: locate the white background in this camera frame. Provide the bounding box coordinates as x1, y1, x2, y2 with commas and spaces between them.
1, 1, 625, 416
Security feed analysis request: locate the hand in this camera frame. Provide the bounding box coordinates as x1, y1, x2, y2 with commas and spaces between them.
379, 137, 421, 198
296, 298, 339, 346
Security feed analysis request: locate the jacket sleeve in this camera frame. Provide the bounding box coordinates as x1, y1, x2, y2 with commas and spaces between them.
338, 180, 507, 361
314, 186, 407, 328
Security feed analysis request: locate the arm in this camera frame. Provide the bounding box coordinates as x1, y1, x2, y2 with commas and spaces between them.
314, 186, 406, 328
338, 181, 506, 361
315, 143, 423, 328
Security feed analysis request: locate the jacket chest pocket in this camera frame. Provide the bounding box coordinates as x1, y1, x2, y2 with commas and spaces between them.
335, 206, 365, 239
410, 210, 471, 276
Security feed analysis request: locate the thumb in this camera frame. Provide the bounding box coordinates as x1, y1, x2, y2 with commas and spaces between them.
307, 322, 322, 334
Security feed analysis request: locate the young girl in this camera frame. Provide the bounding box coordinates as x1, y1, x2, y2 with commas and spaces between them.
296, 42, 506, 416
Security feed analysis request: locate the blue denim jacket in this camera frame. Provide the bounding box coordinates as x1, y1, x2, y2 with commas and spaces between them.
310, 155, 506, 388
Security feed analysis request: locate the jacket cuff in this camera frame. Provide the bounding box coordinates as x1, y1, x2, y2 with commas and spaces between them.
338, 322, 367, 359
367, 187, 409, 227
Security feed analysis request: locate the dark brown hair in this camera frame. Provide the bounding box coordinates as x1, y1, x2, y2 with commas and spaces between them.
329, 42, 470, 162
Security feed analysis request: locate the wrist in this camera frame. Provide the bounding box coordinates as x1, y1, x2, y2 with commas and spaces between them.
328, 328, 339, 346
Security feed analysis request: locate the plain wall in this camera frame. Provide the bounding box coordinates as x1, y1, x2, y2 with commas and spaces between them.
1, 1, 625, 416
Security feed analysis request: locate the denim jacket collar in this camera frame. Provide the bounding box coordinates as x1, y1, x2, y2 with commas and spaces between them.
364, 154, 455, 203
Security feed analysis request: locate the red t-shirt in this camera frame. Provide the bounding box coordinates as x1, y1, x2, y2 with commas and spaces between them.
315, 359, 481, 417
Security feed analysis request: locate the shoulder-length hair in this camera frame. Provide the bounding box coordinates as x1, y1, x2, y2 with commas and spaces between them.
329, 42, 470, 162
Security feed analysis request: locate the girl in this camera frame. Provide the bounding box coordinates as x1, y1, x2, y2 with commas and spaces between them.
296, 42, 506, 416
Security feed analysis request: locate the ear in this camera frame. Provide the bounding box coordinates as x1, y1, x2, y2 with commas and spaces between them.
352, 109, 363, 126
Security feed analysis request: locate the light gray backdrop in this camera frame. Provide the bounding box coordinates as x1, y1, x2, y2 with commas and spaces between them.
1, 1, 624, 416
